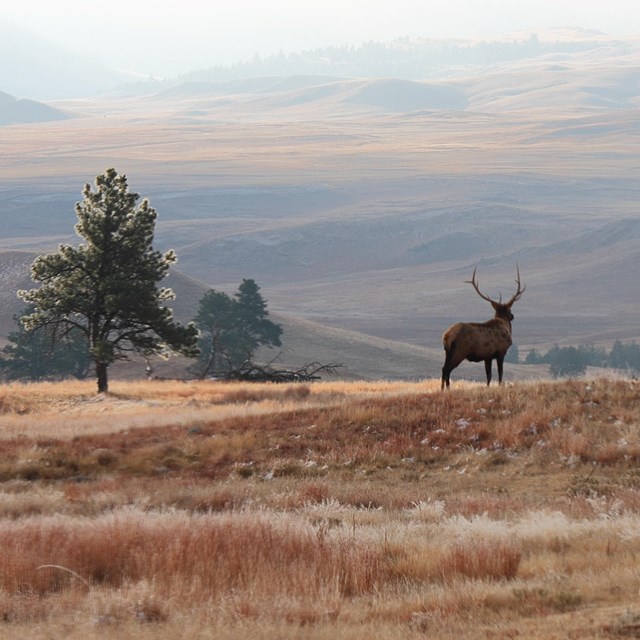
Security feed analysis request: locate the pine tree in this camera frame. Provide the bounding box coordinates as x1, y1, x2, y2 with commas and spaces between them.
18, 169, 198, 392
192, 279, 282, 378
0, 307, 90, 382
191, 290, 242, 377
548, 346, 588, 378
608, 340, 640, 372
234, 279, 282, 358
524, 348, 543, 364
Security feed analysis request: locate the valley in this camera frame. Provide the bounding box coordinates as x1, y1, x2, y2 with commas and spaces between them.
0, 35, 639, 380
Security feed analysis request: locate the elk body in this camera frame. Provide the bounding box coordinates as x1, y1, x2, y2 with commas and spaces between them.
441, 267, 525, 389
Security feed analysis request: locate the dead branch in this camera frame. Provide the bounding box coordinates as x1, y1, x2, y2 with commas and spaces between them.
219, 361, 343, 382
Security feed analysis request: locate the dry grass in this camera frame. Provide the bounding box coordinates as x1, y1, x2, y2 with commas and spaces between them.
0, 377, 639, 638
0, 378, 435, 440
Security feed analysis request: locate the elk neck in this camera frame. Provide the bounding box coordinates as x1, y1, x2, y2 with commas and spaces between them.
492, 306, 514, 332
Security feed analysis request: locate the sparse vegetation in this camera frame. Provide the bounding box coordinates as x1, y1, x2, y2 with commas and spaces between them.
524, 342, 640, 378
0, 306, 90, 382
0, 377, 639, 638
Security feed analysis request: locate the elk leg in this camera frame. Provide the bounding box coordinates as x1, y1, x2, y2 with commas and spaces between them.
484, 359, 492, 386
441, 349, 454, 390
441, 362, 451, 390
496, 354, 505, 385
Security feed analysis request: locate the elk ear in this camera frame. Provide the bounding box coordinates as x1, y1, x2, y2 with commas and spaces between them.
490, 300, 500, 311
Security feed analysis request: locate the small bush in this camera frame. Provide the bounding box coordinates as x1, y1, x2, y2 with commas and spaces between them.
440, 540, 521, 582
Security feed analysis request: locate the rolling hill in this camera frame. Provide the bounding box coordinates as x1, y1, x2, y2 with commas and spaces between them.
0, 90, 70, 125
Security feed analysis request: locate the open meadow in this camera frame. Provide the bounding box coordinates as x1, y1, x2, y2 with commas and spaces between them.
0, 377, 640, 638
2, 25, 640, 639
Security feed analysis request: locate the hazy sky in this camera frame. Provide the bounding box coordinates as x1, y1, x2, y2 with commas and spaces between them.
5, 0, 640, 76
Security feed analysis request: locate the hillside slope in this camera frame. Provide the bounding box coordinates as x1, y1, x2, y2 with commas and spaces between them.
0, 91, 70, 125
0, 250, 467, 381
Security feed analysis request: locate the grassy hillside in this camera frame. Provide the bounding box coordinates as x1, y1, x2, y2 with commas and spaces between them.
0, 377, 639, 638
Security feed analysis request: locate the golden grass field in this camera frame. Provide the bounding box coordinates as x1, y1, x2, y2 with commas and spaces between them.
1, 376, 640, 638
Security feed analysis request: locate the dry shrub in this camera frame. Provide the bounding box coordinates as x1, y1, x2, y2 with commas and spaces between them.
297, 481, 332, 505
0, 589, 85, 623
218, 388, 271, 404
212, 383, 310, 405
606, 609, 640, 637
165, 488, 242, 513
439, 540, 521, 582
1, 378, 640, 636
284, 384, 312, 400
223, 596, 330, 626
612, 488, 640, 512
334, 485, 393, 510
0, 486, 67, 519
447, 495, 525, 520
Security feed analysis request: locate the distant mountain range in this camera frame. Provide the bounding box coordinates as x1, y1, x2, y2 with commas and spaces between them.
1, 22, 636, 102
149, 76, 469, 113
177, 28, 619, 84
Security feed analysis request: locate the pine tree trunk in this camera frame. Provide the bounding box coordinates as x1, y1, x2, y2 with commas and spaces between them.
96, 361, 109, 393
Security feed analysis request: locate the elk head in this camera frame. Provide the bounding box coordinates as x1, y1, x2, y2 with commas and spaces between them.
466, 265, 525, 324
441, 266, 525, 389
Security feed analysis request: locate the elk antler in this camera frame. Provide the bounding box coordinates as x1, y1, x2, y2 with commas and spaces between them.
505, 264, 526, 307
466, 265, 525, 307
465, 267, 497, 304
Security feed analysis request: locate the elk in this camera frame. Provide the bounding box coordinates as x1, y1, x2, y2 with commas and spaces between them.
441, 266, 525, 389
